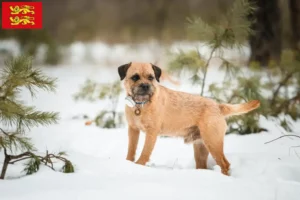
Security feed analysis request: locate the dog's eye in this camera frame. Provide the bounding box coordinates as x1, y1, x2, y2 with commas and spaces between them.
131, 74, 140, 82
148, 76, 154, 81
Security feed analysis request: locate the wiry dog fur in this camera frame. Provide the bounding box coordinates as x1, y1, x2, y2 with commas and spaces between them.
118, 62, 260, 175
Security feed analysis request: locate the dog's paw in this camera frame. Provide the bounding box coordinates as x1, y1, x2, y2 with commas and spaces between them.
126, 157, 135, 162
135, 159, 147, 166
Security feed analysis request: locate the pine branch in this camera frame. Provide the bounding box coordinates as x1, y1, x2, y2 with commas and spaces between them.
1, 149, 74, 179
9, 156, 32, 164
0, 55, 57, 100
187, 0, 256, 49
0, 100, 29, 128
20, 109, 59, 130
0, 101, 59, 133
9, 151, 34, 160
0, 129, 34, 152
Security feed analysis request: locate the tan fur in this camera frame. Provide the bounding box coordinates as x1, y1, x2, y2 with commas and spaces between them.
219, 100, 260, 117
120, 62, 260, 175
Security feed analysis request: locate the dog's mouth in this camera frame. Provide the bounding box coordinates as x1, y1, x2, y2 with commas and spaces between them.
133, 94, 151, 102
131, 84, 154, 103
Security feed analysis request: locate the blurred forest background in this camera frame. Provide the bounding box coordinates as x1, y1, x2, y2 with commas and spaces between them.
0, 0, 299, 66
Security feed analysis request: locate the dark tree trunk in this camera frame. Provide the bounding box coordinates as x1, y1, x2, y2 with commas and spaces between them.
154, 0, 172, 41
289, 0, 300, 52
248, 0, 282, 66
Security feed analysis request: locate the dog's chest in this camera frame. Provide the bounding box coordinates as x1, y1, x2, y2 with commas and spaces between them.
133, 116, 146, 131
131, 113, 153, 132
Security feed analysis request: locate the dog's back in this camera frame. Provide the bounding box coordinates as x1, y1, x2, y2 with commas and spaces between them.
156, 85, 260, 136
156, 86, 219, 136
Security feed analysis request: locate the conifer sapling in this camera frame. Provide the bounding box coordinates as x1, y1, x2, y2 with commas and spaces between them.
0, 55, 74, 179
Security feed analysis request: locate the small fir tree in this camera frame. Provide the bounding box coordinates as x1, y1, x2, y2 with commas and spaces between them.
169, 0, 256, 95
0, 55, 74, 179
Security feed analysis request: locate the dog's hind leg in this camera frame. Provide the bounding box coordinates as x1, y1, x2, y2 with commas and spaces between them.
193, 142, 209, 169
126, 126, 140, 162
198, 117, 230, 175
183, 126, 209, 169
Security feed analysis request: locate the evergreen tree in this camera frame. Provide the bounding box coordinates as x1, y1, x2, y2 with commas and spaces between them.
0, 55, 74, 179
169, 0, 256, 96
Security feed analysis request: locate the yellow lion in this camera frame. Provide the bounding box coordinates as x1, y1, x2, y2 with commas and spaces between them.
10, 16, 35, 26
10, 5, 35, 15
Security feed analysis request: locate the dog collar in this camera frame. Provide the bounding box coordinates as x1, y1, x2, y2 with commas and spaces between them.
135, 100, 149, 106
125, 96, 149, 116
125, 96, 149, 108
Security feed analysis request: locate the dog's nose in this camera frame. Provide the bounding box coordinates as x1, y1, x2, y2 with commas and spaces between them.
140, 83, 150, 91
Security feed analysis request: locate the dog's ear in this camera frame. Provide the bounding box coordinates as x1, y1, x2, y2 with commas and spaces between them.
118, 62, 131, 81
151, 63, 162, 82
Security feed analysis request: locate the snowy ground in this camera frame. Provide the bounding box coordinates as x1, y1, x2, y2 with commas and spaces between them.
1, 43, 300, 200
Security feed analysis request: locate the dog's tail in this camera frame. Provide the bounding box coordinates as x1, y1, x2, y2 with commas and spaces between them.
219, 100, 260, 117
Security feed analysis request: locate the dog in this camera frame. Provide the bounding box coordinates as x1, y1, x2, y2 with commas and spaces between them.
118, 62, 260, 175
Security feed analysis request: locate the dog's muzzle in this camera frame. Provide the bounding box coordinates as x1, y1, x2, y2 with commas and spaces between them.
138, 83, 150, 94
132, 83, 153, 102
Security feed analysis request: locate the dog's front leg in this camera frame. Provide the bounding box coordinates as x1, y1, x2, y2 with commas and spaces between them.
135, 132, 157, 165
126, 126, 140, 162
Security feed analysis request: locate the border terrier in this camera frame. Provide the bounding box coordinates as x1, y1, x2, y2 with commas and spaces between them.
118, 62, 260, 175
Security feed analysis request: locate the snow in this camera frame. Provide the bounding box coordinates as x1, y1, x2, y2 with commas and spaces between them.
0, 42, 300, 200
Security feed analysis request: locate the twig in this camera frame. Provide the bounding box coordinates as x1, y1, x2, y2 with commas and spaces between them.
39, 162, 55, 171
9, 156, 32, 164
294, 149, 300, 160
4, 151, 71, 177
0, 128, 9, 136
264, 135, 300, 144
271, 72, 294, 105
289, 145, 300, 157
200, 46, 217, 96
9, 151, 34, 160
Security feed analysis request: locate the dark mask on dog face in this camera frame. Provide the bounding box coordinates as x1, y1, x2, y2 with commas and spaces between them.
117, 62, 161, 102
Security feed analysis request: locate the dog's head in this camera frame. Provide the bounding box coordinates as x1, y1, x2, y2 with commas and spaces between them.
118, 62, 161, 102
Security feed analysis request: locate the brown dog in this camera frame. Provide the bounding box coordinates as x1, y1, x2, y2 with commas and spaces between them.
118, 62, 260, 175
